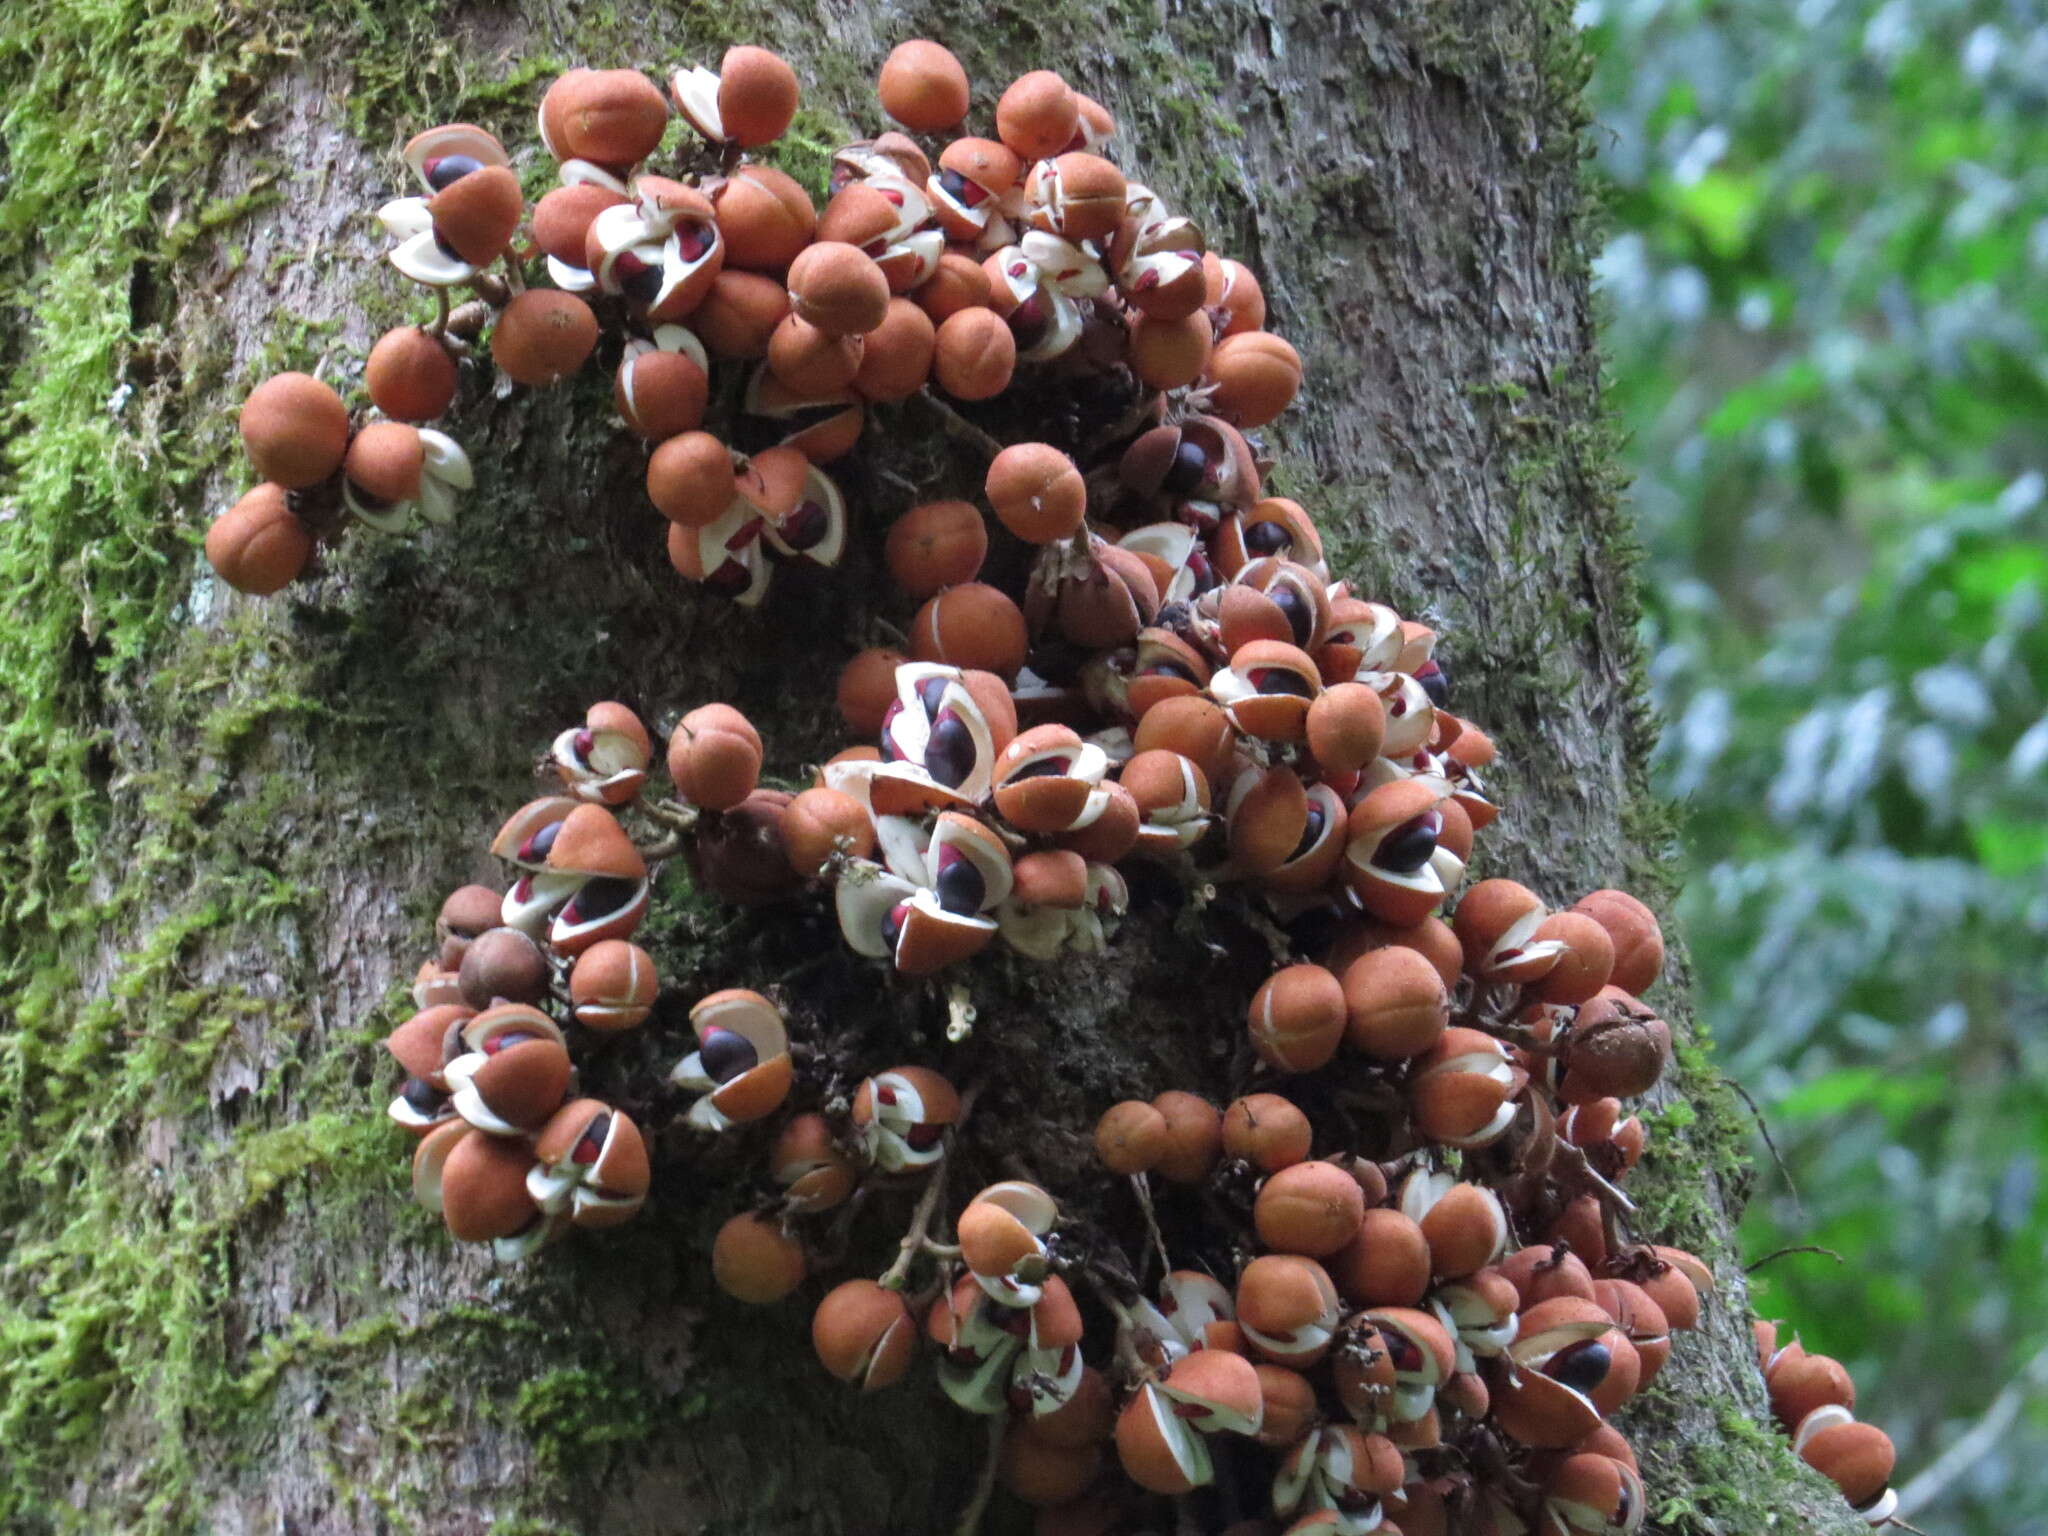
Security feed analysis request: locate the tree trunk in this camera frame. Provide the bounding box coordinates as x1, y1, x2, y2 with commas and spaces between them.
0, 1, 1864, 1532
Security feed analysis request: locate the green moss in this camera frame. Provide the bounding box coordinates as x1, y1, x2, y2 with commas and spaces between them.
513, 1366, 658, 1477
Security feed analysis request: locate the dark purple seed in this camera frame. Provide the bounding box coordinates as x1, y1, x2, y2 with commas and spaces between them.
401, 1077, 444, 1114
934, 851, 987, 915
1162, 441, 1208, 496
905, 1121, 943, 1150
1245, 521, 1291, 556
925, 714, 974, 787
569, 876, 640, 922
881, 901, 910, 954
1417, 657, 1451, 707
778, 501, 830, 551
939, 167, 987, 207
917, 677, 951, 718
432, 229, 466, 263
572, 1115, 611, 1165
1545, 1340, 1611, 1393
1009, 295, 1049, 351
424, 153, 483, 190
1005, 757, 1070, 781
1375, 814, 1438, 874
1384, 1332, 1422, 1372
518, 821, 563, 862
1251, 667, 1315, 699
1614, 1486, 1632, 1524
705, 559, 752, 597
699, 1027, 759, 1084
1289, 804, 1326, 862
1144, 659, 1199, 686
1187, 552, 1218, 593
1272, 585, 1313, 645
484, 1031, 538, 1055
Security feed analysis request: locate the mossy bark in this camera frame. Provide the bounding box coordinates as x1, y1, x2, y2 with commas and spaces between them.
0, 0, 1861, 1532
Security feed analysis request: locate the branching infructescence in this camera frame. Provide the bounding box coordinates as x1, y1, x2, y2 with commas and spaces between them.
291, 36, 1906, 1536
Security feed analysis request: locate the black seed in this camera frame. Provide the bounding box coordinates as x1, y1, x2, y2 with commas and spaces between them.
1252, 667, 1315, 699
779, 500, 830, 551
1374, 814, 1438, 874
573, 1114, 611, 1165
1418, 658, 1451, 707
1026, 640, 1087, 685
432, 229, 466, 263
569, 876, 640, 923
1272, 585, 1313, 646
518, 821, 563, 862
905, 1121, 943, 1150
939, 167, 971, 201
1245, 520, 1291, 556
925, 714, 975, 787
1005, 757, 1069, 781
1188, 818, 1229, 865
1186, 553, 1219, 594
918, 677, 951, 718
1144, 659, 1199, 685
881, 901, 910, 954
934, 852, 987, 915
425, 153, 483, 190
1545, 1340, 1611, 1393
1162, 441, 1208, 496
617, 258, 662, 307
1384, 1332, 1422, 1372
401, 1077, 444, 1113
699, 1027, 759, 1084
1289, 804, 1326, 862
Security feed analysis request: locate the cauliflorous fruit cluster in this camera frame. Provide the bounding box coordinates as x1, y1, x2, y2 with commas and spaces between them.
336, 39, 1901, 1536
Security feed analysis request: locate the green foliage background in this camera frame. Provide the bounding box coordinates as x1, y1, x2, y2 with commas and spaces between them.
1590, 0, 2048, 1527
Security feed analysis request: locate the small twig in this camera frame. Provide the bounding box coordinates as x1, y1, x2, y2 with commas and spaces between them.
913, 388, 1005, 462
1130, 1172, 1172, 1284
1727, 1074, 1802, 1218
633, 830, 684, 863
877, 1082, 984, 1290
1743, 1245, 1842, 1274
1553, 1141, 1637, 1216
426, 285, 452, 336
643, 798, 703, 834
951, 1412, 1007, 1536
878, 1158, 952, 1290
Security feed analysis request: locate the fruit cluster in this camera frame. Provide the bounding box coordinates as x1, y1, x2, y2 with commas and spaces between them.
316, 38, 1904, 1536
203, 40, 1291, 606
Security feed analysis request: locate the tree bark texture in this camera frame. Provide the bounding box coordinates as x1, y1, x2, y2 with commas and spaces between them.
0, 0, 1863, 1532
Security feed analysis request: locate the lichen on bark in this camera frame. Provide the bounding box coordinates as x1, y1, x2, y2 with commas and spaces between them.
0, 0, 1863, 1532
